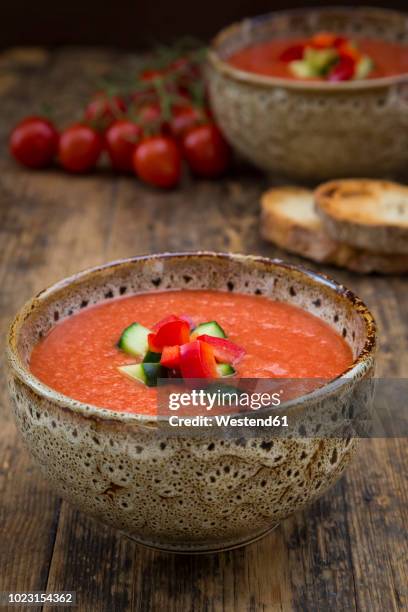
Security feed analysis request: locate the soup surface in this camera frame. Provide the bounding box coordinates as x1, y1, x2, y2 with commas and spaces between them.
30, 290, 353, 413
227, 37, 408, 80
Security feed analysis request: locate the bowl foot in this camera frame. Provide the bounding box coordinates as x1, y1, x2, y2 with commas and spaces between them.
120, 522, 280, 555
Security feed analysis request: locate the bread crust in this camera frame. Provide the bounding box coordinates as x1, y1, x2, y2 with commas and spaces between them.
260, 187, 408, 274
314, 179, 408, 254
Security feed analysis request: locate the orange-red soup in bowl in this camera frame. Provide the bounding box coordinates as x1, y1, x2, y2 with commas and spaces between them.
228, 36, 408, 81
29, 290, 353, 414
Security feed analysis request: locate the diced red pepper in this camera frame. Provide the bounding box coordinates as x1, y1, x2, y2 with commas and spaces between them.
328, 55, 355, 81
279, 44, 305, 63
179, 314, 195, 330
333, 36, 348, 48
160, 345, 181, 369
152, 315, 180, 332
148, 333, 162, 353
152, 314, 194, 332
310, 32, 338, 49
179, 340, 217, 379
337, 42, 361, 63
196, 335, 245, 365
152, 319, 190, 350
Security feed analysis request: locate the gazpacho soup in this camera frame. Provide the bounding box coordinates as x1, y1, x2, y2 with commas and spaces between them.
29, 290, 353, 414
227, 31, 408, 81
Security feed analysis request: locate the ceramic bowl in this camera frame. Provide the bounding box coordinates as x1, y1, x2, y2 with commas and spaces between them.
207, 7, 408, 180
6, 253, 376, 553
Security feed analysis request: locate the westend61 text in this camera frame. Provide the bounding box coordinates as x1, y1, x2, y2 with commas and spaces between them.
169, 414, 289, 427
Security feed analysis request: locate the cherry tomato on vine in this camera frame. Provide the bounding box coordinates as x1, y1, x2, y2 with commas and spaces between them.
130, 89, 155, 107
168, 57, 189, 73
58, 124, 103, 173
169, 104, 206, 139
138, 103, 162, 127
133, 136, 182, 189
9, 117, 59, 169
84, 93, 126, 130
105, 120, 142, 173
182, 123, 231, 178
140, 68, 165, 82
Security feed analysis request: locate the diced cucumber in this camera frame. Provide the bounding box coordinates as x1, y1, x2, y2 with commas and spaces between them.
143, 350, 161, 363
142, 363, 165, 387
290, 48, 337, 79
216, 363, 236, 377
118, 363, 147, 384
118, 323, 151, 357
355, 56, 374, 80
304, 48, 337, 75
289, 60, 317, 79
192, 321, 226, 338
118, 362, 165, 387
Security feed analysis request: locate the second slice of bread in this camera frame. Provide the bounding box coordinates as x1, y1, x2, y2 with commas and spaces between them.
314, 179, 408, 255
260, 186, 408, 274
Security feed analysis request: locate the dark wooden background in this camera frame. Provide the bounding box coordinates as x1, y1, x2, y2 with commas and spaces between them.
1, 1, 408, 49
0, 47, 407, 611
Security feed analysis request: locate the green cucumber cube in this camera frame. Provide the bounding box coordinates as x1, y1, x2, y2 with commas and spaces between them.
216, 363, 236, 377
192, 321, 226, 339
118, 323, 151, 357
118, 363, 147, 384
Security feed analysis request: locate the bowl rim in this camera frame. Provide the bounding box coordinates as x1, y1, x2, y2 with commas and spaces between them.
6, 251, 377, 424
208, 6, 408, 92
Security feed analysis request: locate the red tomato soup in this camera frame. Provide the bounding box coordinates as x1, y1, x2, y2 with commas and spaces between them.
228, 37, 408, 80
29, 290, 353, 414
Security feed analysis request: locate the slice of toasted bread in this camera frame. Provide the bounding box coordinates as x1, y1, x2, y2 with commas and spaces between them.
314, 179, 408, 254
260, 186, 408, 274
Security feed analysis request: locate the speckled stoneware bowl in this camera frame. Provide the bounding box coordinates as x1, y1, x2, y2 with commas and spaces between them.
6, 253, 376, 553
207, 7, 408, 180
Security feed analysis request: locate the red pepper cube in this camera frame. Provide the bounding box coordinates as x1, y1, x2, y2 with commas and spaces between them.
279, 44, 305, 62
154, 319, 190, 349
310, 32, 338, 49
196, 335, 246, 365
179, 340, 217, 379
153, 315, 181, 332
328, 56, 355, 81
160, 345, 181, 369
333, 36, 348, 48
337, 42, 361, 63
148, 333, 162, 353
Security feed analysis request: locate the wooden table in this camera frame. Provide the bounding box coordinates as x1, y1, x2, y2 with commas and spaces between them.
0, 48, 407, 612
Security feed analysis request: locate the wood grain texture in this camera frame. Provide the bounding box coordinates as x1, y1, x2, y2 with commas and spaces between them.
0, 47, 407, 612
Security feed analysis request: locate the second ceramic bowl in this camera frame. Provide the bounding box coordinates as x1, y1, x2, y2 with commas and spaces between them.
207, 7, 408, 180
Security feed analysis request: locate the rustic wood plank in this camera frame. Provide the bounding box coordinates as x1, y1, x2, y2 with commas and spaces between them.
0, 61, 127, 599
0, 47, 406, 612
45, 507, 137, 612
346, 439, 408, 611
0, 421, 61, 609
0, 178, 63, 607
